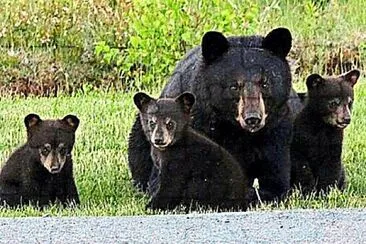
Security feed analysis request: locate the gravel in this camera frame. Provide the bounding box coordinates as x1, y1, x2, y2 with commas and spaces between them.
0, 208, 365, 243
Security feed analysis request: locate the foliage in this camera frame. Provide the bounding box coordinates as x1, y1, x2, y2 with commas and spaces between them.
0, 0, 364, 94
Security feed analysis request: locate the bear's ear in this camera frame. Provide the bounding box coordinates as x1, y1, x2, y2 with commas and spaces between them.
201, 31, 229, 64
343, 69, 360, 87
306, 74, 325, 89
134, 92, 155, 113
24, 114, 42, 130
62, 115, 80, 131
175, 92, 195, 114
262, 27, 292, 59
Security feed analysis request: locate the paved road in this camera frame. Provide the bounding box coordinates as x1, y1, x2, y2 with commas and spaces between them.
0, 209, 365, 243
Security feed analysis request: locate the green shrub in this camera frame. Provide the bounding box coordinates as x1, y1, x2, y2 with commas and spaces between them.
0, 0, 364, 95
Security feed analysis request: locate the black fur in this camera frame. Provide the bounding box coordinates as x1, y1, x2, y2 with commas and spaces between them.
134, 92, 247, 211
291, 70, 360, 194
0, 114, 80, 207
128, 28, 301, 204
201, 31, 230, 64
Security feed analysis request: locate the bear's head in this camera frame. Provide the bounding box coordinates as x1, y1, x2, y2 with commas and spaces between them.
305, 69, 360, 128
24, 114, 79, 174
134, 92, 195, 150
194, 27, 292, 133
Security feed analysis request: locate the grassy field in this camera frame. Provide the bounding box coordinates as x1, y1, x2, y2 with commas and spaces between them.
0, 0, 364, 216
0, 81, 365, 216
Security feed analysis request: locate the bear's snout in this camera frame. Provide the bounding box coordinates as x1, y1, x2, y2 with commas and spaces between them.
244, 113, 262, 127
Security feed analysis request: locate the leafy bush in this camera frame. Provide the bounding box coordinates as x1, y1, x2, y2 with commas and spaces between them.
0, 0, 364, 95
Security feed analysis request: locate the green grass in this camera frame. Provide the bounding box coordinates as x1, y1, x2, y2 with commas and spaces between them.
0, 81, 365, 216
0, 92, 148, 216
0, 0, 365, 216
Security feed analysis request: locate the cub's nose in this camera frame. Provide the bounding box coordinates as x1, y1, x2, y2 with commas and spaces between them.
50, 165, 60, 173
343, 118, 351, 124
154, 138, 165, 145
245, 116, 261, 127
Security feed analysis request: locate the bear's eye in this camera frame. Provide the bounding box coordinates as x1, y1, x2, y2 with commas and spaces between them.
329, 98, 340, 109
261, 78, 269, 89
41, 147, 50, 156
149, 121, 156, 129
349, 101, 353, 110
166, 121, 175, 131
59, 147, 66, 155
229, 84, 238, 91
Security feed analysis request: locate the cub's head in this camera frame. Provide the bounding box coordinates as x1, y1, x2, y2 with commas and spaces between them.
25, 114, 79, 174
196, 27, 292, 133
306, 69, 360, 128
134, 92, 195, 150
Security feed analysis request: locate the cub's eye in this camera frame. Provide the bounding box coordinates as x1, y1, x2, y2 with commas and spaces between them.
41, 147, 50, 156
349, 101, 353, 109
149, 121, 156, 129
166, 121, 175, 131
59, 147, 66, 155
230, 84, 238, 91
329, 98, 340, 109
261, 78, 269, 89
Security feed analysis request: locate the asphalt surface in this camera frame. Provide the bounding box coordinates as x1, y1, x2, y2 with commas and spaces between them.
0, 209, 365, 243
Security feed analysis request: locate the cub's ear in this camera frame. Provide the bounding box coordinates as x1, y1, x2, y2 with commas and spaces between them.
62, 115, 80, 131
343, 69, 360, 87
134, 92, 155, 113
262, 27, 292, 59
306, 74, 325, 89
201, 31, 229, 64
24, 114, 42, 130
175, 92, 195, 114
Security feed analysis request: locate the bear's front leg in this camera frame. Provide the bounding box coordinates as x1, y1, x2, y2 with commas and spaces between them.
251, 121, 292, 204
147, 187, 182, 211
64, 177, 80, 206
146, 173, 184, 211
290, 151, 316, 195
0, 182, 21, 207
21, 182, 43, 206
315, 157, 344, 194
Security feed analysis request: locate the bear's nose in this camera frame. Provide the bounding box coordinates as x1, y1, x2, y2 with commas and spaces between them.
154, 138, 165, 145
50, 165, 60, 173
343, 118, 351, 124
245, 116, 261, 126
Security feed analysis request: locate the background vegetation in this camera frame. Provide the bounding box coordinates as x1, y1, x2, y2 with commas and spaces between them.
0, 0, 364, 216
0, 0, 364, 94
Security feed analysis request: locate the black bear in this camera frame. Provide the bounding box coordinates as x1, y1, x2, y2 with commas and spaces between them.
290, 69, 360, 194
0, 114, 80, 207
134, 92, 247, 211
128, 27, 300, 204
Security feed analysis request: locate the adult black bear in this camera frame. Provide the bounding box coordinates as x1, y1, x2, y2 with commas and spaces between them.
129, 28, 300, 204
134, 92, 247, 211
291, 70, 360, 194
0, 114, 80, 207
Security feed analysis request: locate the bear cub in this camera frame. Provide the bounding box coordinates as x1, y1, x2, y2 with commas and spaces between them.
134, 92, 247, 211
0, 114, 80, 207
291, 69, 360, 195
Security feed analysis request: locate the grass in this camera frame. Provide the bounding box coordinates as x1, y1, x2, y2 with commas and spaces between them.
0, 0, 365, 216
0, 81, 365, 216
0, 92, 149, 216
